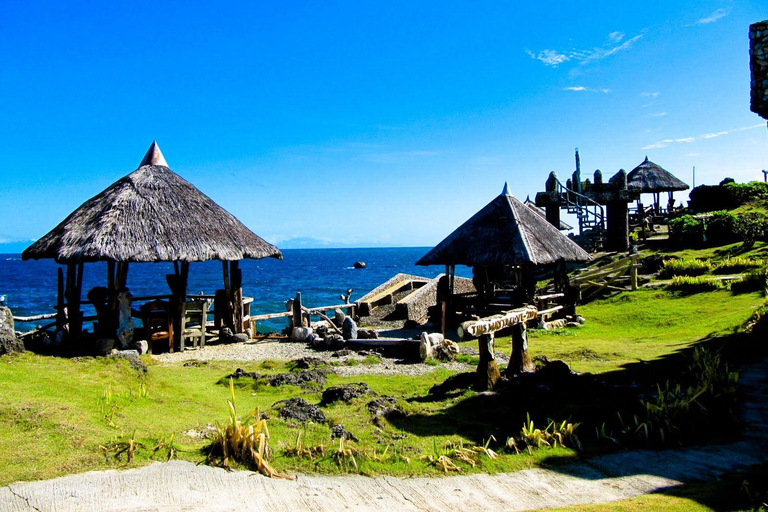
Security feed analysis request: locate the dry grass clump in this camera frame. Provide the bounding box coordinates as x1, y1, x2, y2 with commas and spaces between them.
659, 258, 712, 278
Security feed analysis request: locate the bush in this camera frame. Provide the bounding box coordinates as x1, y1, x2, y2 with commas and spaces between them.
723, 181, 768, 205
735, 212, 768, 248
713, 257, 765, 274
659, 258, 712, 278
689, 181, 768, 212
666, 276, 723, 293
669, 215, 704, 247
731, 267, 768, 295
705, 211, 738, 246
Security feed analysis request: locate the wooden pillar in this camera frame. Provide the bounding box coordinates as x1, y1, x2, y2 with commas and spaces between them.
231, 261, 243, 333
545, 205, 561, 229
174, 261, 189, 349
222, 261, 234, 330
291, 292, 303, 329
605, 201, 630, 252
56, 267, 65, 333
476, 333, 500, 390
507, 322, 534, 377
66, 262, 84, 341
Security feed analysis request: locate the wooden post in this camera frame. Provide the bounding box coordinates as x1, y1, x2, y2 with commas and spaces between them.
440, 301, 446, 336
175, 261, 190, 349
66, 263, 84, 341
507, 322, 534, 377
56, 267, 65, 333
292, 292, 303, 329
231, 261, 243, 333
222, 261, 233, 330
476, 333, 500, 390
630, 255, 638, 291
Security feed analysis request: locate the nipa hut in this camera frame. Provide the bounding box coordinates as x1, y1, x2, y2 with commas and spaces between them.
23, 142, 281, 349
626, 157, 689, 214
417, 183, 590, 312
523, 196, 573, 231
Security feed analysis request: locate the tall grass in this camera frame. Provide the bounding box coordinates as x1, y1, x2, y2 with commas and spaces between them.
659, 258, 712, 278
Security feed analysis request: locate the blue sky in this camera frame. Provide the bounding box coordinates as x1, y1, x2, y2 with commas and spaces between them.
0, 1, 766, 250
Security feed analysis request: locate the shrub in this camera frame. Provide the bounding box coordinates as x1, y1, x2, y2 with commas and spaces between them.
669, 215, 704, 247
735, 212, 768, 248
704, 211, 738, 246
689, 181, 768, 212
666, 276, 723, 293
659, 258, 712, 278
713, 257, 765, 275
731, 267, 768, 295
723, 181, 768, 205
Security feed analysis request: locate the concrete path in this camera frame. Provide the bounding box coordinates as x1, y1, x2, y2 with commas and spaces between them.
1, 358, 766, 512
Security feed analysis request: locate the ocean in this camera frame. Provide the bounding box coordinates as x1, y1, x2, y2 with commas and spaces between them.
0, 248, 472, 332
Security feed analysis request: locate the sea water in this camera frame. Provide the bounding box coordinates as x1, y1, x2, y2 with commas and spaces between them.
0, 248, 471, 332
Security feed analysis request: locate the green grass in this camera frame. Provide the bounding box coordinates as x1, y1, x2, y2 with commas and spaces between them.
0, 286, 764, 486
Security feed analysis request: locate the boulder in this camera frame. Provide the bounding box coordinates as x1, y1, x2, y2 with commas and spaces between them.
353, 261, 366, 269
94, 338, 115, 356
0, 308, 24, 355
331, 424, 358, 442
342, 317, 357, 340
321, 383, 374, 405
277, 397, 326, 424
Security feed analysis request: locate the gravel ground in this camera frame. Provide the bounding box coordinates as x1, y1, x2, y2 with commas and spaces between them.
151, 339, 509, 377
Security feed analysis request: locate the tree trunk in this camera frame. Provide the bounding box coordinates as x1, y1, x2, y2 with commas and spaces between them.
507, 323, 535, 377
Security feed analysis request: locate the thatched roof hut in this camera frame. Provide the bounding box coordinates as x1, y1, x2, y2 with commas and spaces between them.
23, 142, 281, 263
523, 197, 573, 231
22, 142, 281, 344
417, 186, 590, 267
626, 157, 689, 193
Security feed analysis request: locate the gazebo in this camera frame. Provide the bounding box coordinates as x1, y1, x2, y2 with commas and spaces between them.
417, 184, 590, 388
626, 157, 689, 214
22, 142, 282, 349
417, 183, 590, 309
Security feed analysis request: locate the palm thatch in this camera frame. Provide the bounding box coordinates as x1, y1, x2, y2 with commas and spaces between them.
626, 157, 689, 193
23, 142, 282, 263
523, 196, 573, 231
417, 189, 590, 267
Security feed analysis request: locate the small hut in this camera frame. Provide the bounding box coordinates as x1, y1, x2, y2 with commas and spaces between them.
626, 157, 689, 214
23, 142, 281, 349
417, 184, 590, 388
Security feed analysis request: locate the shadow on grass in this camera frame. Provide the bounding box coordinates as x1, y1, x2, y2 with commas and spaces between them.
388, 329, 767, 510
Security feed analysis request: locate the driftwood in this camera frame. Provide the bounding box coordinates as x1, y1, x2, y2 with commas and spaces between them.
304, 307, 343, 337
13, 313, 57, 322
458, 305, 538, 339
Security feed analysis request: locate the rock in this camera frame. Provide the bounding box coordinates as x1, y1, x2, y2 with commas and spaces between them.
233, 333, 249, 343
366, 396, 403, 419
353, 261, 366, 269
332, 349, 353, 357
435, 339, 460, 361
290, 356, 326, 369
536, 360, 574, 381
342, 317, 357, 340
277, 397, 326, 424
134, 339, 149, 355
226, 367, 262, 379
111, 350, 147, 373
291, 327, 313, 342
219, 327, 235, 342
321, 383, 374, 405
331, 424, 358, 442
93, 338, 115, 356
575, 315, 586, 325
269, 369, 329, 388
0, 308, 24, 356
326, 334, 345, 348
356, 328, 378, 339
333, 309, 346, 327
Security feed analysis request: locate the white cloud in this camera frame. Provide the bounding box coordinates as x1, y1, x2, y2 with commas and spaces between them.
526, 49, 570, 67
563, 86, 611, 93
526, 32, 643, 68
640, 92, 660, 98
642, 124, 764, 150
695, 8, 730, 25
686, 153, 700, 157
645, 112, 668, 117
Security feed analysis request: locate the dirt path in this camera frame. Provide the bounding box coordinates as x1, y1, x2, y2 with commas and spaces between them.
2, 357, 766, 512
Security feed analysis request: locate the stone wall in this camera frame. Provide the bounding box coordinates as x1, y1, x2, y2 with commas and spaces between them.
395, 275, 476, 321
751, 20, 768, 120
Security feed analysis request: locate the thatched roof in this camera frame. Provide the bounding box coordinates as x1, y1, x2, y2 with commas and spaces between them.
626, 157, 689, 193
23, 142, 282, 263
417, 186, 590, 267
523, 197, 573, 231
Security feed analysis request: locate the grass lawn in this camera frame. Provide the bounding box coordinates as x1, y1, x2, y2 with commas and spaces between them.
0, 285, 765, 488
